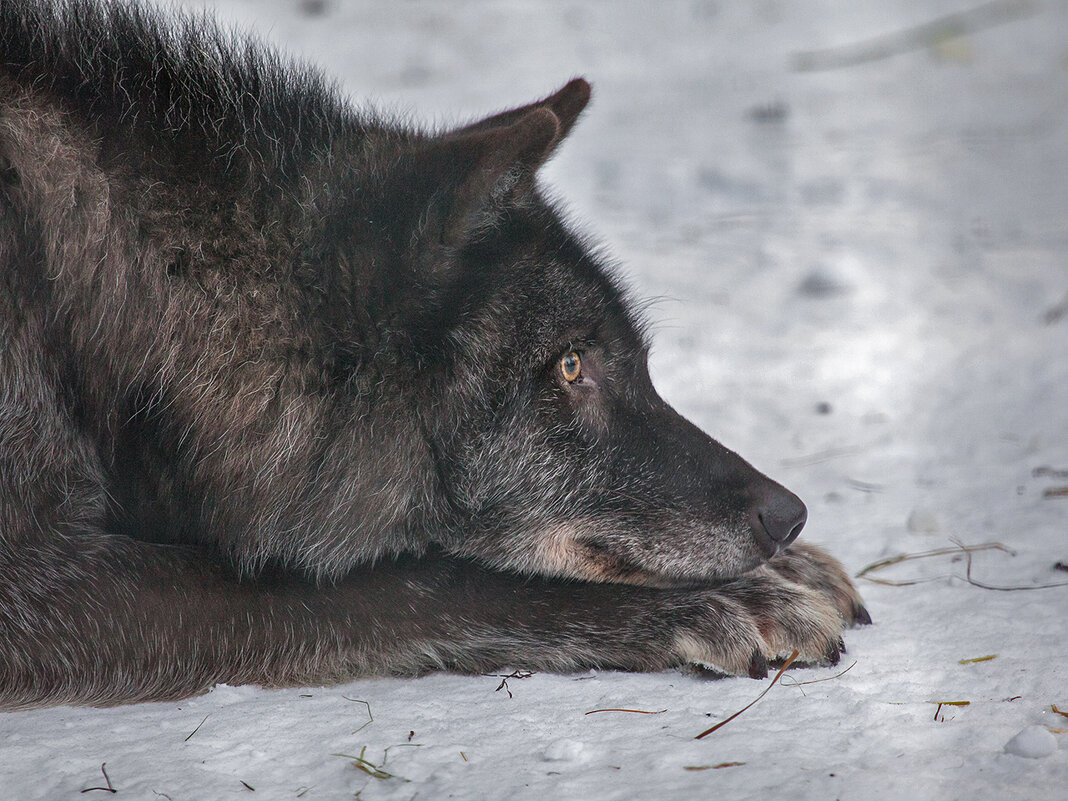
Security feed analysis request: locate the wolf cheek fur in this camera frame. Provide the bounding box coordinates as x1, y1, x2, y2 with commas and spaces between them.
0, 0, 868, 708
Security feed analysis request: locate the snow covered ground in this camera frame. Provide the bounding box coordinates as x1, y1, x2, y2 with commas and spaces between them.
2, 0, 1066, 798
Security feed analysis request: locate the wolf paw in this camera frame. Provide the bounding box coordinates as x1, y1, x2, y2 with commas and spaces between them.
763, 541, 871, 628
670, 543, 869, 677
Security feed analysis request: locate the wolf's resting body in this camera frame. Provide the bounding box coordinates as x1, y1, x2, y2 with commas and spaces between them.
0, 0, 868, 708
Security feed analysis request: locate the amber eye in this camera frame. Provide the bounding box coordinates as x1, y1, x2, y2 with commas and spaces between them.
560, 351, 582, 383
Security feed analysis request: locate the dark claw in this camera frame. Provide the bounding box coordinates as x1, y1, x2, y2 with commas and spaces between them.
851, 603, 873, 626
837, 637, 847, 655
824, 639, 842, 666
748, 650, 769, 679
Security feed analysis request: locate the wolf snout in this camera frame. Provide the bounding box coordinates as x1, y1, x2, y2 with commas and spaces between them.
751, 485, 807, 556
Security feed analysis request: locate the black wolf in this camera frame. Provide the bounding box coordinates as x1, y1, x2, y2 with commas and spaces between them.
0, 0, 868, 708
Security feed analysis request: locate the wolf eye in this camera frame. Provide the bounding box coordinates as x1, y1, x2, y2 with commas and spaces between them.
560, 351, 582, 383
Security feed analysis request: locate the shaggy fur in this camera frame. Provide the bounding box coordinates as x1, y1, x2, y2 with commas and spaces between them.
0, 0, 868, 708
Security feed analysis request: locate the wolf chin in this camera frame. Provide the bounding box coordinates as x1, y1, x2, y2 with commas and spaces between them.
0, 0, 869, 708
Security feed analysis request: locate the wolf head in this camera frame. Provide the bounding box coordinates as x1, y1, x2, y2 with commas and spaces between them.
324, 80, 806, 586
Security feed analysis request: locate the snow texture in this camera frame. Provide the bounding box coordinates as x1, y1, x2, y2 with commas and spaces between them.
1004, 725, 1058, 759
2, 0, 1066, 798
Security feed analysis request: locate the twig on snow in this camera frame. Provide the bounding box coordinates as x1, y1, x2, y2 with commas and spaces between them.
80, 763, 117, 794
856, 542, 1012, 586
695, 650, 799, 739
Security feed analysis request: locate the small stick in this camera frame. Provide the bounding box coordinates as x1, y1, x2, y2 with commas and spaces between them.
695, 650, 799, 739
80, 763, 117, 794
584, 708, 667, 716
959, 654, 997, 664
1052, 705, 1068, 720
493, 670, 533, 698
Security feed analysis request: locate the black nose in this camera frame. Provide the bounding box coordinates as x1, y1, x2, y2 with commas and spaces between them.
751, 485, 807, 556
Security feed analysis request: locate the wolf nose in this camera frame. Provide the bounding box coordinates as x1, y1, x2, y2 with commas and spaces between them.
752, 486, 807, 555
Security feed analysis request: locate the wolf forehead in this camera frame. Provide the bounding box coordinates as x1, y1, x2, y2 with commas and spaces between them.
429, 220, 649, 366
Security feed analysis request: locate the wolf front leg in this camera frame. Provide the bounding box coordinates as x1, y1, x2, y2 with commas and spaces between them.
0, 544, 867, 707
348, 550, 870, 678
371, 549, 870, 679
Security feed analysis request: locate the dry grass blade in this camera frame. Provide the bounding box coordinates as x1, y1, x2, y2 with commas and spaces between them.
343, 697, 374, 735
856, 540, 1068, 590
695, 650, 799, 739
333, 747, 407, 782
184, 714, 210, 742
959, 654, 997, 664
856, 542, 1011, 586
1052, 705, 1068, 720
961, 544, 1068, 591
781, 660, 857, 695
584, 708, 667, 716
684, 762, 745, 770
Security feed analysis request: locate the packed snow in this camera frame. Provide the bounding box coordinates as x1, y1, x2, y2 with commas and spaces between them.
1005, 725, 1059, 759
2, 0, 1066, 798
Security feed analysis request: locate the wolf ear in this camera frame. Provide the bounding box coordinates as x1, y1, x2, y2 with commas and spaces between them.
417, 79, 591, 249
452, 78, 592, 145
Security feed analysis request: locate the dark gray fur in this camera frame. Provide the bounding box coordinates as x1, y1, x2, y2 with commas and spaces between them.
0, 0, 867, 708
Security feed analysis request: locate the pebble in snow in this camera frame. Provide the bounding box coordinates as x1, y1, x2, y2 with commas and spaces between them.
1003, 726, 1057, 758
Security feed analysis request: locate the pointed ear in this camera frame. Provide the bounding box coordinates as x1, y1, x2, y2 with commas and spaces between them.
453, 78, 591, 147
419, 107, 561, 248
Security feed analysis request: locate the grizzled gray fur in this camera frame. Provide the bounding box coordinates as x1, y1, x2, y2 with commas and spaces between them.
0, 0, 868, 708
